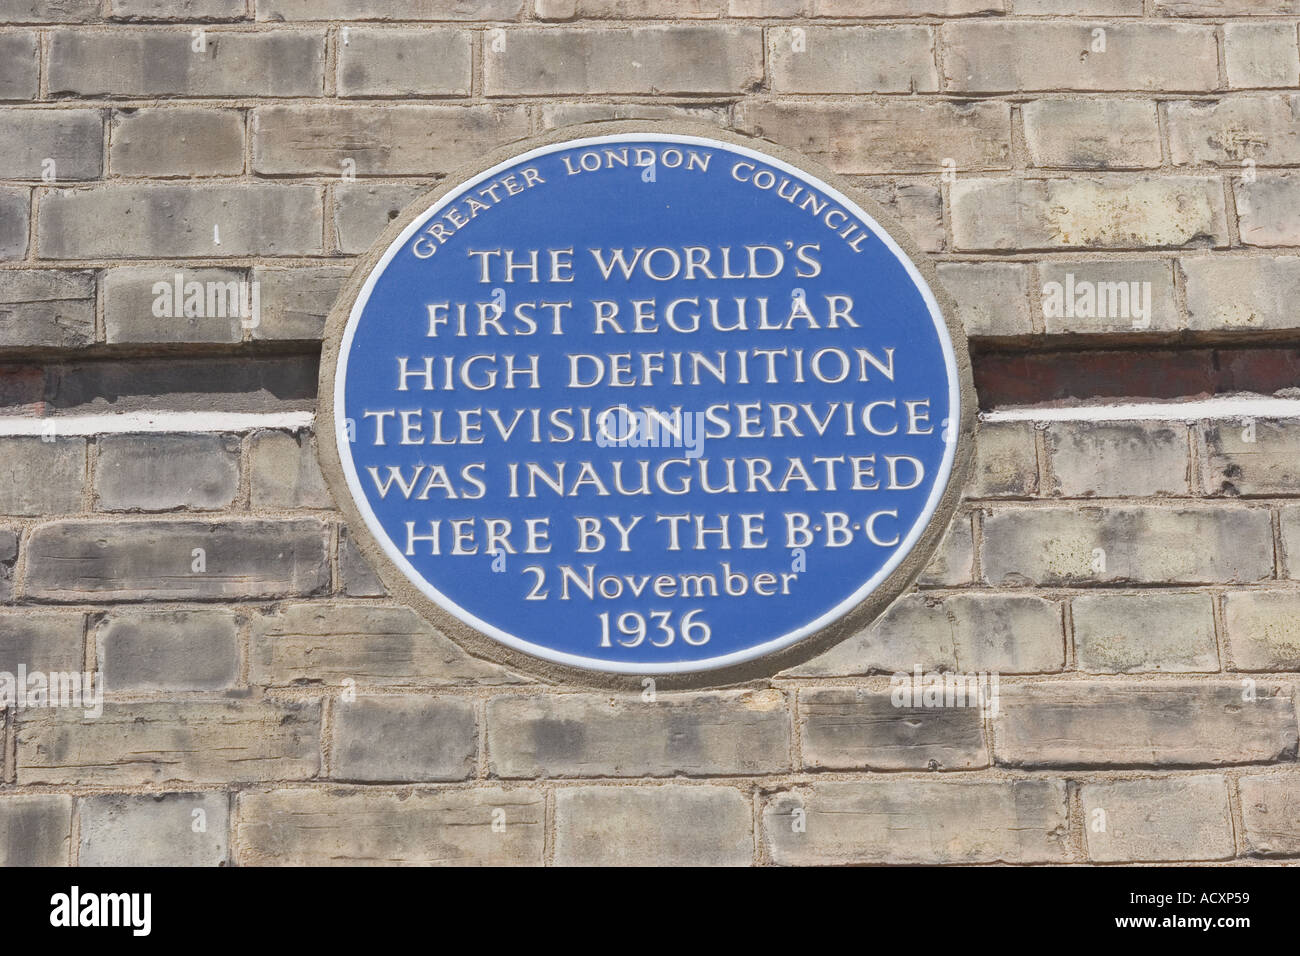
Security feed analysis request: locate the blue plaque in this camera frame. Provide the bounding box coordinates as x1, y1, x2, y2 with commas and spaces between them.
320, 124, 974, 681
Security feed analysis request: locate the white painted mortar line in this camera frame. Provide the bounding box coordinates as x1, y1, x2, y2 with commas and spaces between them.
982, 396, 1300, 423
0, 410, 315, 436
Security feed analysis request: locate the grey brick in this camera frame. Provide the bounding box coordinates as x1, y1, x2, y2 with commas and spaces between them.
18, 699, 321, 785
251, 266, 347, 341
48, 29, 325, 97
254, 105, 529, 176
1237, 175, 1300, 247
1044, 421, 1189, 497
0, 609, 85, 674
1156, 0, 1298, 12
1168, 95, 1300, 167
735, 100, 1010, 175
78, 793, 229, 867
1285, 505, 1300, 580
1223, 590, 1300, 671
764, 780, 1069, 865
943, 22, 1219, 93
1022, 99, 1161, 169
539, 0, 726, 14
1202, 418, 1300, 496
337, 28, 471, 97
0, 269, 95, 348
982, 505, 1273, 586
95, 434, 240, 511
0, 1, 100, 21
0, 794, 71, 866
971, 421, 1038, 497
539, 102, 727, 128
937, 262, 1033, 337
484, 26, 762, 96
1225, 23, 1300, 89
555, 786, 752, 866
1038, 259, 1180, 334
236, 788, 544, 866
859, 180, 944, 253
1082, 776, 1234, 862
785, 592, 1065, 677
486, 689, 791, 778
1182, 256, 1300, 331
951, 177, 1227, 251
40, 184, 323, 258
339, 527, 385, 597
0, 33, 38, 100
332, 696, 477, 782
0, 529, 17, 602
0, 437, 85, 516
1072, 592, 1219, 673
799, 687, 989, 771
768, 26, 937, 93
0, 109, 102, 181
257, 0, 526, 18
0, 187, 29, 259
251, 603, 529, 687
105, 266, 247, 344
109, 108, 244, 178
94, 607, 240, 691
249, 429, 330, 509
1239, 772, 1300, 856
916, 512, 974, 586
24, 518, 330, 601
333, 182, 428, 255
109, 0, 247, 17
994, 682, 1297, 767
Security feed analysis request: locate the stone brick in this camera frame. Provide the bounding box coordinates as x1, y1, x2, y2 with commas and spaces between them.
0, 530, 17, 602
0, 188, 29, 259
93, 607, 239, 691
859, 181, 944, 253
48, 29, 325, 97
24, 518, 330, 601
943, 22, 1219, 93
0, 609, 85, 674
250, 603, 529, 687
1038, 259, 1181, 334
735, 100, 1010, 175
555, 786, 752, 866
1236, 176, 1300, 247
936, 262, 1033, 337
104, 266, 247, 344
337, 28, 471, 97
0, 33, 38, 100
39, 184, 324, 258
1072, 592, 1219, 673
916, 513, 974, 586
95, 433, 240, 511
1081, 776, 1234, 862
1156, 0, 1298, 13
1225, 23, 1300, 89
236, 788, 544, 866
981, 505, 1272, 586
109, 108, 245, 178
1182, 256, 1300, 331
1014, 0, 1141, 11
1044, 421, 1189, 497
971, 421, 1038, 497
1239, 772, 1300, 856
333, 182, 428, 255
18, 699, 321, 785
763, 780, 1069, 865
1223, 591, 1300, 671
799, 688, 989, 771
993, 682, 1297, 767
0, 269, 95, 348
250, 429, 330, 509
486, 689, 790, 778
538, 0, 726, 15
1285, 506, 1300, 580
483, 26, 762, 96
0, 1, 100, 21
0, 437, 85, 516
787, 592, 1064, 677
254, 105, 528, 177
1168, 95, 1300, 167
0, 109, 102, 181
1202, 418, 1300, 496
257, 0, 526, 18
78, 793, 229, 867
0, 794, 71, 866
768, 26, 937, 93
109, 0, 247, 18
1022, 99, 1161, 169
332, 696, 477, 782
951, 177, 1227, 251
539, 102, 727, 128
734, 0, 1005, 11
251, 266, 347, 341
339, 527, 385, 597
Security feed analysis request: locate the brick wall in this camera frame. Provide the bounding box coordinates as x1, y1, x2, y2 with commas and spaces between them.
2, 0, 1300, 866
